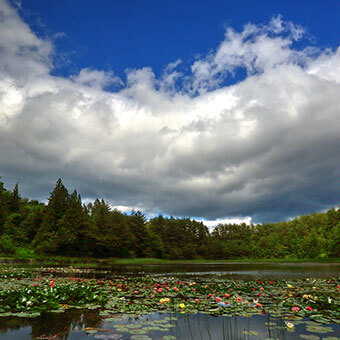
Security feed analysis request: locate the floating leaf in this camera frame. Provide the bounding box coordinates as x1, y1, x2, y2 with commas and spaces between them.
299, 335, 320, 340
242, 330, 259, 336
305, 325, 334, 334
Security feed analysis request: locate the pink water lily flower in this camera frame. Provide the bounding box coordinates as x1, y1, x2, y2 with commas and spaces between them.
291, 306, 300, 312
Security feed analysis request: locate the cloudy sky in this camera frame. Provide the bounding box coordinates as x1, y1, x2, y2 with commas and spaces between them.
0, 0, 339, 224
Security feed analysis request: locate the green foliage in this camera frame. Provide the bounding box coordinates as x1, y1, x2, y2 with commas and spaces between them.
0, 176, 339, 260
0, 235, 15, 253
14, 247, 36, 260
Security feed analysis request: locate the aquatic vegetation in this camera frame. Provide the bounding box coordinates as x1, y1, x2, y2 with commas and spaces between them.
0, 267, 339, 327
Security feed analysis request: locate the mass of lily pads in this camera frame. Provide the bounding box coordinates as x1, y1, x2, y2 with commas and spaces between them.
0, 267, 339, 327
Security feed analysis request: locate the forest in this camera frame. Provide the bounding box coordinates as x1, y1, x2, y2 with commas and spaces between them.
0, 177, 339, 260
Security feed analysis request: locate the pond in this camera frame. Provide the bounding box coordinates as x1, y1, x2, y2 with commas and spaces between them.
1, 310, 340, 340
82, 262, 340, 280
0, 263, 339, 339
9, 261, 340, 279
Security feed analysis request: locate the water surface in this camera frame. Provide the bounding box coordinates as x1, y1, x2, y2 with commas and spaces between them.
1, 310, 339, 340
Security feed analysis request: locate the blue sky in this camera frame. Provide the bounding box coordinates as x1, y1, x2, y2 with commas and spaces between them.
16, 0, 339, 82
0, 0, 339, 224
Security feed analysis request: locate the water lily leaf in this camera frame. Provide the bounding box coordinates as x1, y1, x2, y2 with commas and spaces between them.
0, 312, 12, 317
130, 335, 152, 340
242, 330, 259, 336
305, 326, 334, 334
114, 327, 129, 333
85, 328, 98, 334
299, 335, 320, 340
129, 329, 148, 335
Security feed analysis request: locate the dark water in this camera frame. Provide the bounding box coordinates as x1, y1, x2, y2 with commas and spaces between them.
31, 262, 340, 280
98, 263, 340, 279
4, 261, 340, 280
1, 310, 339, 340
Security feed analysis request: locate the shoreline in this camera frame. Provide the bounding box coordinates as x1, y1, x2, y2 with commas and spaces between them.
0, 255, 339, 266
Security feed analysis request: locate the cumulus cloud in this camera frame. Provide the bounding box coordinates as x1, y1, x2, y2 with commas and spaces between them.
0, 0, 339, 222
71, 68, 122, 90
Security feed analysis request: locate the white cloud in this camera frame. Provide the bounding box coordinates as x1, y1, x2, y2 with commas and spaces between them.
0, 0, 339, 222
72, 68, 122, 90
199, 217, 253, 229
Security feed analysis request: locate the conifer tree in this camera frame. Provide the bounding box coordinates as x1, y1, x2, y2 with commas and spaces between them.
47, 178, 69, 220
58, 190, 89, 255
9, 183, 20, 213
33, 179, 69, 254
128, 210, 149, 257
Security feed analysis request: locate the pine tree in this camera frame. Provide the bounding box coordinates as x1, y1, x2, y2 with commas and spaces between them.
128, 211, 149, 257
58, 190, 89, 255
9, 183, 20, 213
47, 179, 69, 221
0, 178, 10, 231
33, 179, 69, 254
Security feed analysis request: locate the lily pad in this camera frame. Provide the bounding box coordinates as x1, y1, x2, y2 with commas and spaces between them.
242, 330, 259, 336
299, 335, 320, 340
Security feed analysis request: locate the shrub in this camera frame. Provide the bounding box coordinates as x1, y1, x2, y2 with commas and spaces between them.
0, 235, 15, 254
14, 247, 36, 260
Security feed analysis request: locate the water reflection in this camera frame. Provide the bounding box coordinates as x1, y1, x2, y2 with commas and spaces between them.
7, 262, 340, 281
0, 310, 103, 339
52, 262, 340, 280
0, 310, 339, 340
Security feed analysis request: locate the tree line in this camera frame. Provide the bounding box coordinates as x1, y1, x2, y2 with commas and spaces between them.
0, 178, 339, 259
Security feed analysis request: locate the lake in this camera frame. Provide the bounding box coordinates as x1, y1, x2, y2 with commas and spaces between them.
0, 262, 339, 340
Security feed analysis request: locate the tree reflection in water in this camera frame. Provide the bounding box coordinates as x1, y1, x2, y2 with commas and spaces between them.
0, 311, 339, 340
0, 310, 103, 339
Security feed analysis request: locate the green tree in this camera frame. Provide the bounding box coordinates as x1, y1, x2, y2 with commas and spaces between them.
33, 179, 69, 254
58, 190, 90, 255
9, 183, 20, 213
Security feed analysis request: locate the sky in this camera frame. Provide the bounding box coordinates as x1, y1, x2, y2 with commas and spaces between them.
0, 0, 339, 225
